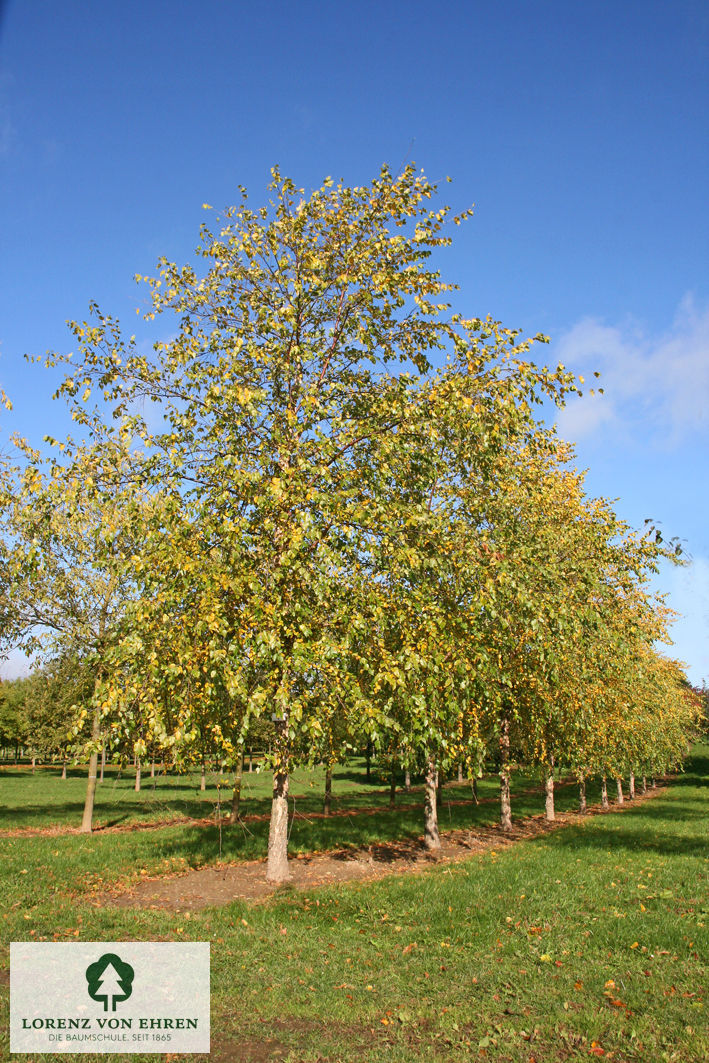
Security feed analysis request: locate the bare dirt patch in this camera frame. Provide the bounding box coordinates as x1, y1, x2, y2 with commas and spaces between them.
103, 789, 664, 911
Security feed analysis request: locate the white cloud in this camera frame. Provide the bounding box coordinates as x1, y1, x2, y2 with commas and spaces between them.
554, 294, 709, 447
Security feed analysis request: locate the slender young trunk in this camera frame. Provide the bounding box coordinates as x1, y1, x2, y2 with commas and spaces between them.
601, 775, 609, 810
248, 749, 253, 773
457, 763, 464, 784
404, 769, 411, 792
545, 758, 555, 822
389, 771, 396, 809
324, 767, 332, 816
472, 776, 479, 804
266, 770, 290, 882
365, 740, 372, 783
578, 776, 587, 814
200, 758, 206, 792
99, 745, 105, 783
31, 756, 36, 774
134, 758, 141, 793
499, 714, 512, 831
423, 758, 440, 850
616, 777, 624, 804
80, 703, 102, 833
628, 772, 635, 799
61, 758, 67, 781
642, 774, 647, 794
150, 760, 155, 779
230, 753, 244, 824
652, 777, 657, 789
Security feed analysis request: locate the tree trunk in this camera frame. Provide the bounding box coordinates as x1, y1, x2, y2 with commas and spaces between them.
423, 758, 440, 850
404, 769, 411, 792
31, 756, 36, 774
628, 772, 635, 799
642, 774, 647, 794
578, 776, 587, 813
499, 714, 512, 831
389, 771, 396, 809
472, 776, 479, 804
134, 758, 141, 792
230, 753, 244, 823
457, 763, 464, 784
150, 760, 155, 778
652, 777, 657, 789
365, 740, 372, 783
80, 703, 101, 833
266, 770, 290, 883
99, 745, 105, 783
200, 758, 206, 792
61, 758, 67, 781
248, 749, 253, 772
616, 777, 624, 804
601, 775, 609, 810
323, 767, 332, 816
545, 759, 555, 822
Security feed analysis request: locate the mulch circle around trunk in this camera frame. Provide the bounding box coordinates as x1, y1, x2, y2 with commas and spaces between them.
101, 786, 664, 910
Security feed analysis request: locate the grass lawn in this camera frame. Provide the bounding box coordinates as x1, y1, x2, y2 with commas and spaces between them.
0, 757, 488, 830
0, 747, 707, 1061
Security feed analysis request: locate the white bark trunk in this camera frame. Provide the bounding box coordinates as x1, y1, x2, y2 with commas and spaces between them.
80, 703, 101, 833
545, 764, 555, 822
499, 715, 512, 831
601, 775, 609, 810
423, 759, 440, 850
266, 771, 291, 882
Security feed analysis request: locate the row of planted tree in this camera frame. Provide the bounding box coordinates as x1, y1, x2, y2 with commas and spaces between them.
0, 165, 702, 882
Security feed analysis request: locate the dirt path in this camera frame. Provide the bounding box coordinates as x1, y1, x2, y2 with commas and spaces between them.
103, 786, 664, 910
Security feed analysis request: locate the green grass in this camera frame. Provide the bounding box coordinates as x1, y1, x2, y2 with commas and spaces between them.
0, 757, 482, 830
0, 755, 559, 831
1, 749, 707, 1061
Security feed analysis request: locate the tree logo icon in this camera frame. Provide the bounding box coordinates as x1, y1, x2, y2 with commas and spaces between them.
85, 953, 135, 1011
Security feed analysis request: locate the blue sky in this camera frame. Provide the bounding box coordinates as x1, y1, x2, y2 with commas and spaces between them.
0, 0, 707, 683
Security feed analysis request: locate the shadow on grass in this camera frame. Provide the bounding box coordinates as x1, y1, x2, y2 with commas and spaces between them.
553, 821, 709, 858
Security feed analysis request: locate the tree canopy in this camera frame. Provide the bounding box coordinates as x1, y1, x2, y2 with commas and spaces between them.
0, 165, 700, 866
